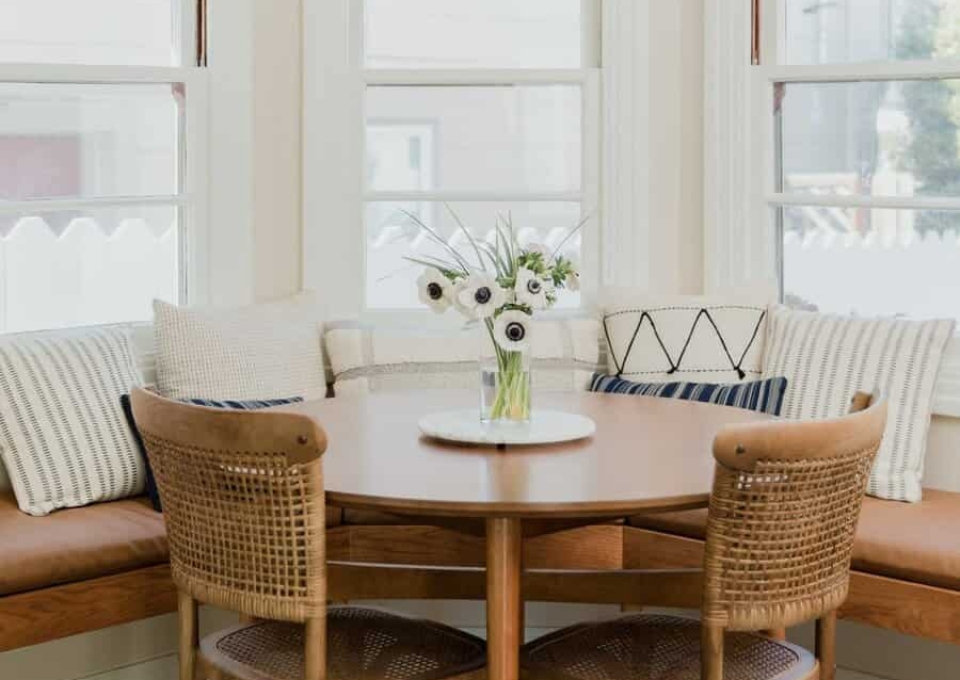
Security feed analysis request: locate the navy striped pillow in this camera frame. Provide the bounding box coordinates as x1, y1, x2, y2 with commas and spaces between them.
121, 395, 304, 512
588, 374, 787, 416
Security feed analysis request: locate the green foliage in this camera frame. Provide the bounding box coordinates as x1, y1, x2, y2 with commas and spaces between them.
895, 0, 960, 232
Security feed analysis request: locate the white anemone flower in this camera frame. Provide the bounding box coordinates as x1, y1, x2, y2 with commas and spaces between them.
493, 310, 532, 353
514, 267, 550, 310
565, 270, 581, 292
417, 268, 451, 313
457, 273, 506, 319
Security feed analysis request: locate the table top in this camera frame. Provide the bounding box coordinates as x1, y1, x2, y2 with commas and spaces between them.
279, 390, 771, 519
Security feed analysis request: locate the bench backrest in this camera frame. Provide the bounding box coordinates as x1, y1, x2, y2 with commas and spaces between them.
0, 324, 959, 496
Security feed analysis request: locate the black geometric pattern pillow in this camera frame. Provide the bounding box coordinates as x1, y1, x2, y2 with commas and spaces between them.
602, 292, 771, 384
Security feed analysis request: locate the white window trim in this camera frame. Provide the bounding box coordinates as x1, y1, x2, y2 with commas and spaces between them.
0, 0, 213, 316
303, 1, 602, 326
704, 0, 960, 417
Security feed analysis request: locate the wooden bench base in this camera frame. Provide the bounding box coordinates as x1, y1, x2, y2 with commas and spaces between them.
622, 526, 960, 646
3, 523, 956, 653
0, 563, 177, 653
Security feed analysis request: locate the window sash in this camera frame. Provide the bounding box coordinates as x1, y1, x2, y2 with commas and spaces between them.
0, 63, 209, 308
357, 18, 601, 313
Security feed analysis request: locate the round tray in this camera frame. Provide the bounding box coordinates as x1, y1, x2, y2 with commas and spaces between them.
418, 409, 596, 446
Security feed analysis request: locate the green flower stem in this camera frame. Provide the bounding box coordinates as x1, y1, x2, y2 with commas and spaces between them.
484, 320, 531, 421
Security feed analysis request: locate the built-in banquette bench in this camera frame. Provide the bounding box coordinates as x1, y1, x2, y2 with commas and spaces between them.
1, 325, 959, 652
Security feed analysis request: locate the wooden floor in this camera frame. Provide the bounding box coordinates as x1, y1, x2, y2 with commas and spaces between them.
83, 652, 887, 680
83, 656, 883, 680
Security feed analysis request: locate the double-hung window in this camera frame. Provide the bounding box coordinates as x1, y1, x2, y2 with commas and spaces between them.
359, 0, 601, 311
759, 0, 960, 320
0, 0, 208, 332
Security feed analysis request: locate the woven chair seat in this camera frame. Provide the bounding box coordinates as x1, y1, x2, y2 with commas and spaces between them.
200, 606, 486, 680
522, 614, 818, 680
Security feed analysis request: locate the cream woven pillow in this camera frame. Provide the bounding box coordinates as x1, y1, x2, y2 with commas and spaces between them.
154, 292, 325, 401
763, 306, 955, 502
325, 319, 603, 396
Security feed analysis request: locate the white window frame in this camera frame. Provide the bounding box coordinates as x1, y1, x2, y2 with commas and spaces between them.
0, 0, 211, 320
705, 0, 960, 416
303, 0, 601, 325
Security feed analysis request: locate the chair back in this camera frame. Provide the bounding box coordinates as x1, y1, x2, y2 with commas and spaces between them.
702, 392, 886, 631
130, 388, 328, 622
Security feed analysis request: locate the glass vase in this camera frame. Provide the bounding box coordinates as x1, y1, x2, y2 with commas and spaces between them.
479, 323, 531, 423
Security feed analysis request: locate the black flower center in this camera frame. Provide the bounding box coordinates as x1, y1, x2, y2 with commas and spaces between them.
526, 279, 542, 295
427, 282, 444, 300
474, 287, 492, 304
505, 322, 526, 342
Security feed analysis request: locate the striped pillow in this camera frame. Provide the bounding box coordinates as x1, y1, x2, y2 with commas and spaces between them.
763, 306, 955, 502
589, 373, 788, 415
121, 394, 304, 512
0, 326, 145, 516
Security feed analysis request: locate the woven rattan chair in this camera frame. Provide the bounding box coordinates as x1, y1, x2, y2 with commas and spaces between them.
522, 392, 887, 680
130, 388, 486, 680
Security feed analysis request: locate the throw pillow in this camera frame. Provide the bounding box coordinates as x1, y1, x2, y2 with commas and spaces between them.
588, 373, 788, 415
121, 394, 305, 512
762, 305, 955, 502
0, 326, 145, 516
153, 292, 325, 401
601, 289, 773, 384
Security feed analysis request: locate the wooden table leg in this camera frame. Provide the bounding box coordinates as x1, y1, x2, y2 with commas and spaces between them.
486, 517, 522, 680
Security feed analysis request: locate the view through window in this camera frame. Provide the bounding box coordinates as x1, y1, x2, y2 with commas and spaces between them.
0, 0, 201, 332
775, 0, 960, 320
362, 0, 596, 309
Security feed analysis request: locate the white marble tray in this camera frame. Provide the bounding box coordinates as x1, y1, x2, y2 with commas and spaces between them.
418, 409, 596, 446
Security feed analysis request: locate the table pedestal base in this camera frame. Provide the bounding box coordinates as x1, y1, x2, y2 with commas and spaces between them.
486, 517, 522, 680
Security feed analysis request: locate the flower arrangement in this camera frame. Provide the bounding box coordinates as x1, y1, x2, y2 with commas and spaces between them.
405, 207, 584, 422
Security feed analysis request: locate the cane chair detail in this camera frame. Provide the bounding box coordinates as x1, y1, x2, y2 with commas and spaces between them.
522, 392, 887, 680
523, 614, 816, 680
202, 609, 487, 680
130, 389, 486, 680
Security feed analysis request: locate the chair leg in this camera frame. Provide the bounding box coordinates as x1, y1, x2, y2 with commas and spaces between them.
178, 591, 198, 680
305, 616, 327, 680
701, 623, 724, 680
816, 611, 837, 680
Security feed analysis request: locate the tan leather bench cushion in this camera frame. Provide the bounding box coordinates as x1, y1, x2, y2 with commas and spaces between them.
628, 489, 960, 591
0, 494, 343, 597
0, 493, 168, 596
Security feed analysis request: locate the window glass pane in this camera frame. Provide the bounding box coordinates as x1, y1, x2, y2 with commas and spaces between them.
779, 79, 960, 199
366, 86, 581, 193
0, 0, 177, 66
781, 206, 960, 319
364, 0, 582, 69
366, 201, 583, 309
785, 0, 960, 65
0, 206, 178, 332
0, 83, 181, 200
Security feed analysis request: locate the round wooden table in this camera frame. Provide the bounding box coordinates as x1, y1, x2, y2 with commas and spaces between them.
281, 390, 770, 680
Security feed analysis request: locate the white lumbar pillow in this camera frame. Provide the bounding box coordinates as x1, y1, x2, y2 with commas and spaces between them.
0, 325, 146, 516
154, 292, 325, 401
601, 288, 774, 384
325, 318, 603, 396
762, 305, 955, 502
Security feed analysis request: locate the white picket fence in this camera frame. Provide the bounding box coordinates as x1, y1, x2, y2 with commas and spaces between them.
0, 217, 178, 333
783, 228, 960, 320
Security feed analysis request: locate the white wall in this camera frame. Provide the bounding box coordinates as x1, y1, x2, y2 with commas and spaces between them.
252, 0, 303, 302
